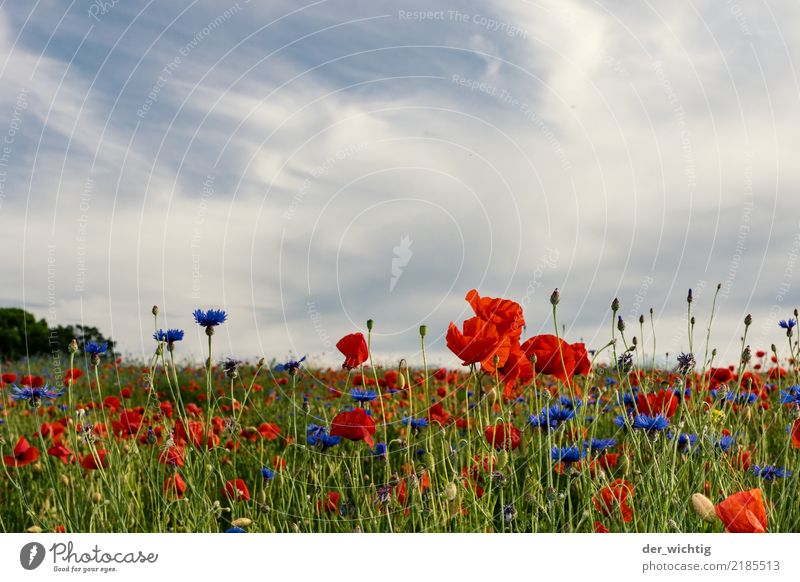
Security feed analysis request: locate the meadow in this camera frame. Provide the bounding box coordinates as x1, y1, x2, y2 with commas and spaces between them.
1, 288, 798, 533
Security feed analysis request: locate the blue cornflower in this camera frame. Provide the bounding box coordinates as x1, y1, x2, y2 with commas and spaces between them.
585, 438, 617, 452
371, 442, 387, 459
402, 416, 429, 430
274, 356, 307, 374
11, 385, 63, 406
225, 527, 246, 533
752, 465, 791, 481
559, 396, 582, 410
529, 405, 575, 430
715, 435, 736, 452
672, 432, 698, 452
726, 391, 757, 405
85, 341, 108, 356
779, 318, 797, 330
193, 308, 228, 328
261, 467, 275, 482
350, 388, 378, 404
780, 389, 800, 405
631, 414, 669, 432
306, 424, 341, 450
154, 328, 185, 344
551, 445, 585, 464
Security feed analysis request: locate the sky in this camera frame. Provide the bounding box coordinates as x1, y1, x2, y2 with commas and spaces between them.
1, 0, 799, 368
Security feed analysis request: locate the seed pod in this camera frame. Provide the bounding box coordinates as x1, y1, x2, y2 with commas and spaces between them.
27, 526, 43, 534
444, 482, 458, 501
92, 492, 103, 504
690, 493, 717, 523
231, 517, 252, 528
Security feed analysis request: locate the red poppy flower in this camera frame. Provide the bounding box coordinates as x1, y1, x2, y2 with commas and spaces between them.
792, 418, 800, 449
594, 521, 610, 533
336, 332, 369, 370
636, 389, 679, 418
63, 368, 83, 385
446, 317, 504, 366
164, 473, 187, 499
48, 443, 74, 464
593, 479, 634, 523
484, 423, 521, 451
330, 407, 376, 447
571, 342, 591, 376
427, 402, 451, 426
318, 491, 340, 513
1, 372, 16, 386
3, 436, 40, 467
159, 445, 185, 467
464, 289, 525, 340
20, 375, 45, 388
257, 422, 282, 441
80, 450, 109, 470
222, 479, 250, 501
498, 341, 533, 389
111, 410, 143, 438
715, 489, 767, 533
521, 334, 578, 384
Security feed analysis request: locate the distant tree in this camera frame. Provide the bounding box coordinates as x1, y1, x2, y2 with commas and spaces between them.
0, 308, 114, 361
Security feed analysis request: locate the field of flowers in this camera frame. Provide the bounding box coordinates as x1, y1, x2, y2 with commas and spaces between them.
1, 288, 799, 533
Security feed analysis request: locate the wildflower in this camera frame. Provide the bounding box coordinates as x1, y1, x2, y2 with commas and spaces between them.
484, 423, 521, 451
521, 334, 580, 385
551, 446, 585, 464
10, 384, 63, 408
2, 436, 40, 467
585, 438, 617, 453
529, 405, 575, 430
502, 504, 517, 523
193, 308, 227, 337
350, 388, 377, 404
222, 479, 250, 501
80, 450, 109, 470
306, 425, 341, 450
593, 479, 634, 523
676, 352, 696, 375
164, 473, 187, 499
715, 489, 767, 533
85, 341, 108, 356
446, 317, 505, 367
714, 435, 736, 453
222, 357, 243, 379
330, 408, 376, 446
631, 414, 669, 432
370, 442, 387, 459
261, 467, 275, 483
617, 352, 634, 374
671, 433, 698, 453
752, 465, 791, 481
335, 333, 369, 370
274, 356, 306, 375
779, 318, 796, 336
402, 416, 429, 431
153, 329, 185, 347
225, 527, 246, 533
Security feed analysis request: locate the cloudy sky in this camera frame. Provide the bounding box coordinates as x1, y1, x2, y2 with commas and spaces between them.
1, 0, 799, 368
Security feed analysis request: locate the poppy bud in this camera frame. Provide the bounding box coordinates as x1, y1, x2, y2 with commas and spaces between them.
398, 371, 406, 390
690, 316, 695, 326
92, 492, 103, 504
687, 289, 693, 303
152, 305, 159, 316
611, 298, 620, 312
744, 314, 752, 326
231, 517, 252, 528
258, 357, 265, 368
33, 463, 42, 474
496, 450, 509, 470
617, 316, 625, 333
639, 314, 644, 324
60, 475, 70, 487
444, 482, 458, 501
690, 493, 717, 523
27, 526, 43, 533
